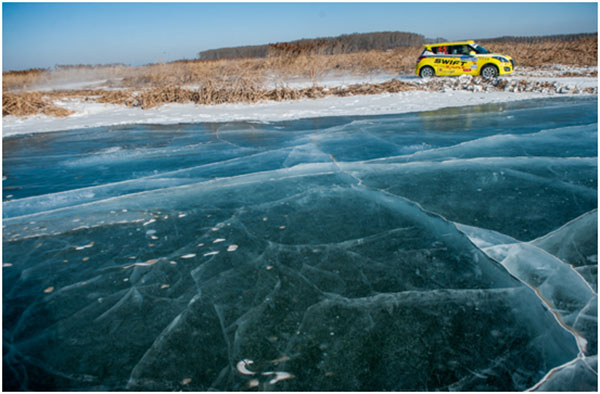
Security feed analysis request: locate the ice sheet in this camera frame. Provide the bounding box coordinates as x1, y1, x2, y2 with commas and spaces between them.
0, 90, 557, 137
2, 97, 597, 391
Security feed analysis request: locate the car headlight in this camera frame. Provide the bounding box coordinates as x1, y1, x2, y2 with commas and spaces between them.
492, 56, 509, 63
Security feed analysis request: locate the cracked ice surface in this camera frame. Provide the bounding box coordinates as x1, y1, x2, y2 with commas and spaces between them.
2, 97, 597, 391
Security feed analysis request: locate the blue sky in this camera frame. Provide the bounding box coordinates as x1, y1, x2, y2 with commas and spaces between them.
2, 2, 598, 71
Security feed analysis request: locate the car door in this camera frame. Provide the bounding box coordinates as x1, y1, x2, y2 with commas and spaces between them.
431, 45, 454, 76
448, 45, 478, 75
457, 45, 479, 75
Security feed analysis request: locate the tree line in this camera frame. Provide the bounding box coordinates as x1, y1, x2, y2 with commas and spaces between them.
478, 33, 597, 44
197, 31, 597, 61
197, 31, 426, 60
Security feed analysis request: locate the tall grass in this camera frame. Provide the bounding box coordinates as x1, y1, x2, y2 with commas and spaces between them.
480, 36, 597, 67
4, 37, 596, 92
2, 36, 597, 117
2, 92, 73, 117
3, 68, 49, 91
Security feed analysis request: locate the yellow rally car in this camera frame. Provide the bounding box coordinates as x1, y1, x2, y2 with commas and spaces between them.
415, 40, 514, 79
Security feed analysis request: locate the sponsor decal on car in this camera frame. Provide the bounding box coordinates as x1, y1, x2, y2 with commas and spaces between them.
434, 58, 469, 67
416, 41, 513, 77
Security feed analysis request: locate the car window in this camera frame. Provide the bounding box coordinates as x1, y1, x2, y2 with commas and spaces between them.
431, 45, 448, 55
448, 45, 472, 55
470, 44, 491, 54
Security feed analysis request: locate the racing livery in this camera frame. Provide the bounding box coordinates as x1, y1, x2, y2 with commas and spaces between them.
415, 40, 514, 79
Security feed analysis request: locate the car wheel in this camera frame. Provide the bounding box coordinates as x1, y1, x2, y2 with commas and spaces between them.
481, 65, 499, 79
419, 66, 435, 78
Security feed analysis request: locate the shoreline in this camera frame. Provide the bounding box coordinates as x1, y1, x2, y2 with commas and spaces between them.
3, 70, 597, 138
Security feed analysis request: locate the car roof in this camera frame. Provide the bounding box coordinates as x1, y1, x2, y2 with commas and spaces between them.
425, 40, 475, 49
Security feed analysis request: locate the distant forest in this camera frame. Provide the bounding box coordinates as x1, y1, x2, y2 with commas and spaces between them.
197, 31, 428, 60
478, 32, 597, 44
197, 31, 597, 61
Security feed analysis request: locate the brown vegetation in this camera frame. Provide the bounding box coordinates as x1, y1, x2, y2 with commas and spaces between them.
2, 34, 597, 117
2, 79, 418, 117
480, 35, 597, 67
2, 92, 73, 117
3, 68, 50, 91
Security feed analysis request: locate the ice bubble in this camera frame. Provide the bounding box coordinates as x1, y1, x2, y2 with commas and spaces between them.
227, 244, 239, 252
122, 258, 159, 269
203, 251, 219, 256
236, 359, 256, 375
264, 371, 295, 385
181, 254, 196, 259
213, 238, 226, 243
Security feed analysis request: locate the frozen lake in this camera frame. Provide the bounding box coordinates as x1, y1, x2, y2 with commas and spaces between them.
3, 97, 598, 390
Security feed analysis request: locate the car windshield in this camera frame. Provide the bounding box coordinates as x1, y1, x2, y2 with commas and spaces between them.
470, 43, 491, 54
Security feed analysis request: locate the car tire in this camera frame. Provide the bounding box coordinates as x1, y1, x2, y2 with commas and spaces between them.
419, 66, 435, 78
481, 65, 499, 79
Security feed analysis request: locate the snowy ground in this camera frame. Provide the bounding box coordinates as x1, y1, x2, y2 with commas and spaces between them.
2, 66, 597, 137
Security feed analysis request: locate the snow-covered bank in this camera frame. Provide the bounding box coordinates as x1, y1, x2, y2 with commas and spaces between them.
0, 90, 579, 137
3, 70, 597, 138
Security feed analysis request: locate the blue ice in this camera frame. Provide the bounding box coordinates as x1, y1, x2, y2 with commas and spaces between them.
2, 97, 597, 391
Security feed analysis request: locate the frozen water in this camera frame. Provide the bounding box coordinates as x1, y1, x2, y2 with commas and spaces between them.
532, 209, 598, 291
531, 355, 598, 391
2, 97, 597, 391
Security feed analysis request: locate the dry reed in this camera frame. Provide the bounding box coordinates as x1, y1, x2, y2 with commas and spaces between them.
2, 36, 597, 117
2, 92, 73, 117
481, 36, 597, 67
